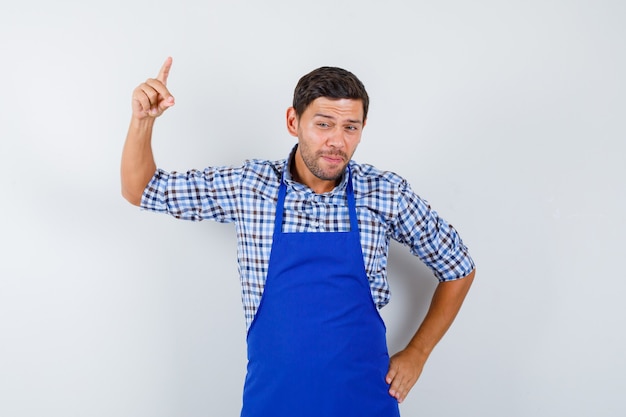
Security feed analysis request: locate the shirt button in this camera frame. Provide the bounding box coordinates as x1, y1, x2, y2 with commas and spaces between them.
312, 221, 320, 228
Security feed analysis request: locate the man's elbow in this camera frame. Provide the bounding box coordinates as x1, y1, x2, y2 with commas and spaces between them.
121, 187, 142, 207
461, 268, 476, 288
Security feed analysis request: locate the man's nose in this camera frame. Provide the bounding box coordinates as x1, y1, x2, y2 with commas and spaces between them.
325, 128, 344, 147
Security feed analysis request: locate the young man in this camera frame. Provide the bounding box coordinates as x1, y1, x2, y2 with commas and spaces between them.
121, 57, 475, 417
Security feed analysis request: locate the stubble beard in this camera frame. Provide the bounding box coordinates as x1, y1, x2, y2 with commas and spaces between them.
299, 144, 349, 181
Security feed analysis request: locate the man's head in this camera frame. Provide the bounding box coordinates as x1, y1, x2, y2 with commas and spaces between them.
292, 66, 369, 122
286, 67, 369, 193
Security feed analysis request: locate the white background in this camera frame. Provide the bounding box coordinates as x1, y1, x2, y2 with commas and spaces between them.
1, 1, 624, 416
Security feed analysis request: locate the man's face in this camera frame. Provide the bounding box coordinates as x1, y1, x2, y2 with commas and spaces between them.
286, 97, 366, 193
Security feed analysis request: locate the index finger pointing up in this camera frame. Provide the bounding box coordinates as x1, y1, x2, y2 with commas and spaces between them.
157, 56, 173, 84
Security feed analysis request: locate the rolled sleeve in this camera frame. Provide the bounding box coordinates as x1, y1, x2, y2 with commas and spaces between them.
393, 181, 475, 282
139, 167, 240, 223
141, 169, 169, 213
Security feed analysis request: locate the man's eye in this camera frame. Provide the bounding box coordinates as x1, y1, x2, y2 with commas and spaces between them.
317, 122, 330, 128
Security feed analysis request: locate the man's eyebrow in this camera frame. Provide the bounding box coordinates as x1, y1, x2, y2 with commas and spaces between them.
313, 113, 363, 125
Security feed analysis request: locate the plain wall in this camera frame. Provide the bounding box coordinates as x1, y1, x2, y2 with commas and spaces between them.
1, 1, 624, 416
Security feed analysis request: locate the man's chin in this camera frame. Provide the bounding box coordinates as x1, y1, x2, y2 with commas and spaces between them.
315, 168, 345, 182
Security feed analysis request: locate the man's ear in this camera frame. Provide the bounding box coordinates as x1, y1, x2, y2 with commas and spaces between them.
286, 107, 298, 137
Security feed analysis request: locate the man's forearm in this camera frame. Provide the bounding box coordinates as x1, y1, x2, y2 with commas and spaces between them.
121, 58, 175, 206
406, 269, 475, 360
386, 269, 475, 403
121, 117, 157, 206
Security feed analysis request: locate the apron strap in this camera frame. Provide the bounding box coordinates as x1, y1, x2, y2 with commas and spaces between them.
346, 167, 359, 233
274, 176, 288, 235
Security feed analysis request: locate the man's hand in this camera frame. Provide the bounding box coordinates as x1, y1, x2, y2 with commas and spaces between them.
131, 57, 175, 120
385, 271, 475, 403
386, 347, 426, 403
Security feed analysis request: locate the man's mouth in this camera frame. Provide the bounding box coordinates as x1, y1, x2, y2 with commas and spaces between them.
319, 153, 346, 164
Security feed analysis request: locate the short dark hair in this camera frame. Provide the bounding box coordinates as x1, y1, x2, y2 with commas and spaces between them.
292, 66, 369, 121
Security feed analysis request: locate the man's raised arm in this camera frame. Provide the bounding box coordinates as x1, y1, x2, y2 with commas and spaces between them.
121, 57, 175, 206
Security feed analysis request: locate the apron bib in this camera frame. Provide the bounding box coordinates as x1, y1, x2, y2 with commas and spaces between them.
241, 170, 400, 417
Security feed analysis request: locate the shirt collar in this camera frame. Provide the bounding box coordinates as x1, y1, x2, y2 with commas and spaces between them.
283, 145, 349, 195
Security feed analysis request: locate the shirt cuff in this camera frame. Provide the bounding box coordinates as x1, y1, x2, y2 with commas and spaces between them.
140, 169, 169, 213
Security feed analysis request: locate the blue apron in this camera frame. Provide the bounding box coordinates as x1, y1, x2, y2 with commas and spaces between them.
241, 170, 400, 417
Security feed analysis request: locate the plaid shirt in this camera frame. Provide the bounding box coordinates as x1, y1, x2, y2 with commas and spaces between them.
141, 148, 475, 329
